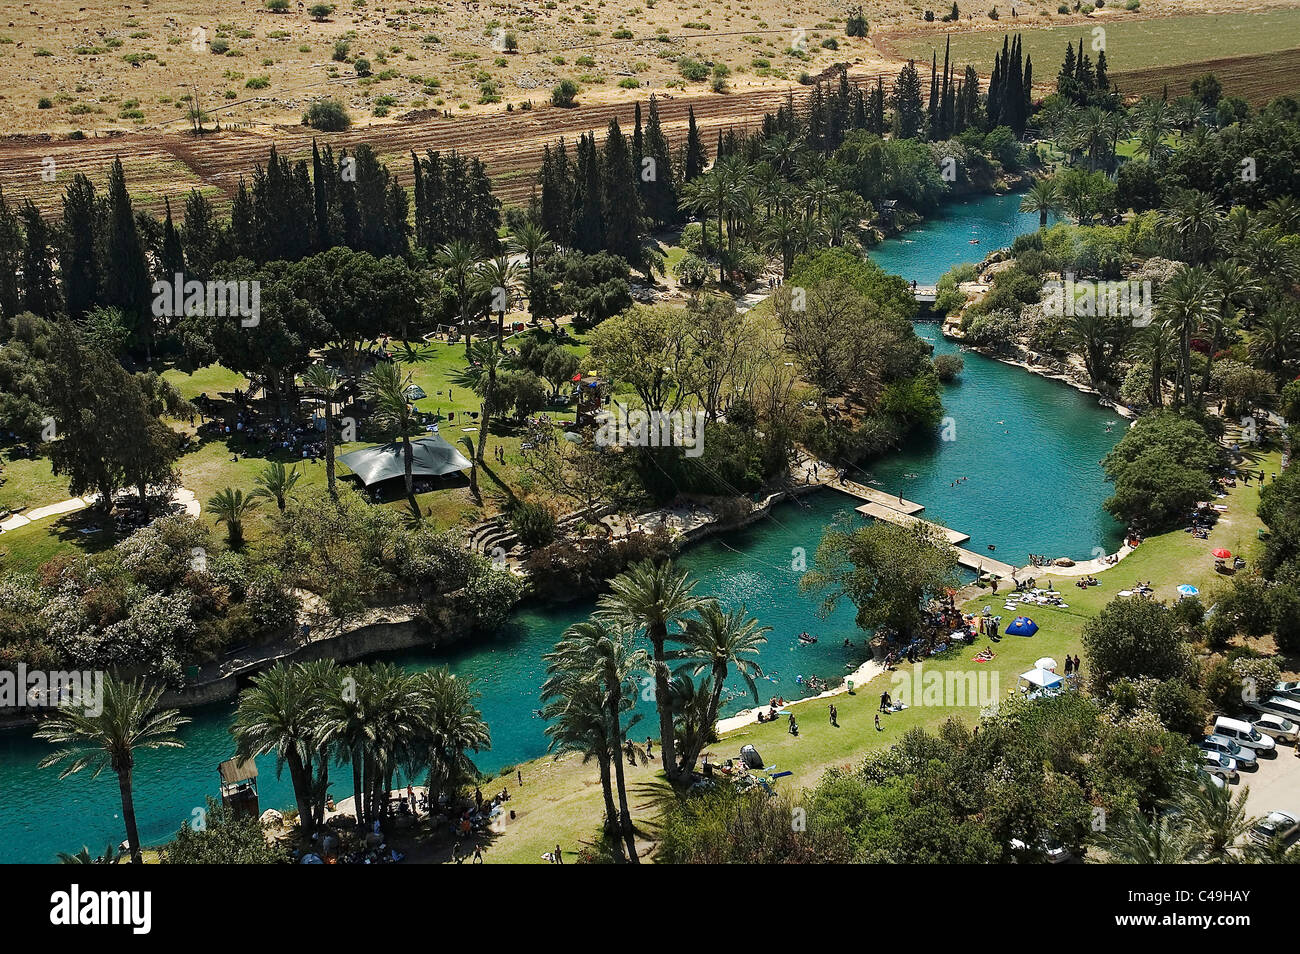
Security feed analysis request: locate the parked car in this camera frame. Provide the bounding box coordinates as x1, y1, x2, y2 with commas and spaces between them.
1213, 716, 1277, 754
1201, 734, 1258, 769
1009, 837, 1074, 863
1248, 694, 1300, 723
1196, 768, 1227, 790
1245, 713, 1299, 744
1273, 681, 1300, 703
1249, 810, 1300, 846
1200, 750, 1239, 783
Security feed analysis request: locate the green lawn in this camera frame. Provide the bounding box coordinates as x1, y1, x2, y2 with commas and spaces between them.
892, 9, 1300, 76
471, 446, 1283, 862
1, 331, 597, 569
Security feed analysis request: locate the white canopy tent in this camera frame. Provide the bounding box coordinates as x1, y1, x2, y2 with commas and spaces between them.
1018, 667, 1065, 691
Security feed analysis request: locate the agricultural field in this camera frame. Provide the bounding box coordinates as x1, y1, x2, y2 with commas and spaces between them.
1112, 47, 1300, 104
886, 6, 1300, 77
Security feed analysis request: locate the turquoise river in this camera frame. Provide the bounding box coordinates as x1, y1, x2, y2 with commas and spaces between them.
0, 191, 1119, 862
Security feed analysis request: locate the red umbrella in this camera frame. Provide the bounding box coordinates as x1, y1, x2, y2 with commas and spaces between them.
1212, 548, 1232, 559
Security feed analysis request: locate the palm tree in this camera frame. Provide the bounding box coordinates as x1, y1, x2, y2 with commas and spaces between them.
541, 677, 620, 844
457, 434, 480, 502
1160, 191, 1221, 266
412, 667, 491, 806
1133, 320, 1178, 408
1263, 196, 1300, 235
545, 619, 647, 862
449, 339, 513, 466
1178, 776, 1255, 862
676, 600, 769, 773
508, 222, 552, 318
364, 360, 424, 518
36, 675, 189, 863
57, 844, 126, 864
1250, 308, 1299, 379
207, 487, 259, 548
1198, 262, 1255, 405
1157, 265, 1214, 407
250, 460, 301, 511
1020, 177, 1063, 229
759, 211, 802, 279
1098, 809, 1194, 864
436, 240, 479, 358
475, 253, 523, 348
232, 663, 321, 836
598, 559, 702, 786
302, 363, 342, 500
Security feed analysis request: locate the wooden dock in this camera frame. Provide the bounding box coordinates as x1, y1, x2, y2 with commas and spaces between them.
831, 479, 924, 515
953, 548, 1020, 579
826, 482, 1023, 579
855, 502, 970, 545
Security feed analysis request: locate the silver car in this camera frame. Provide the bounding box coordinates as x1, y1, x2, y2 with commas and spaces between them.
1246, 713, 1299, 743
1200, 750, 1239, 783
1201, 734, 1258, 769
1274, 681, 1300, 703
1249, 810, 1299, 846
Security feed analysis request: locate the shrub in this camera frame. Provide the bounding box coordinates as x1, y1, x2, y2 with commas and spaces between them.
304, 97, 352, 130
332, 39, 351, 62
551, 78, 579, 106
353, 57, 372, 76
933, 354, 964, 382
510, 501, 557, 548
266, 0, 290, 10
309, 3, 335, 19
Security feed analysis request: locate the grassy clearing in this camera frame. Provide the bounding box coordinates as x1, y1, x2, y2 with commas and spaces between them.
1, 330, 597, 569
891, 9, 1300, 76
469, 446, 1281, 863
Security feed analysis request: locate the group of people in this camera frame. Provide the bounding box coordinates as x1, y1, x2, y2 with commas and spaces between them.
1074, 575, 1100, 589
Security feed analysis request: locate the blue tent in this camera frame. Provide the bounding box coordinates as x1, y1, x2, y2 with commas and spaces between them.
1006, 616, 1039, 637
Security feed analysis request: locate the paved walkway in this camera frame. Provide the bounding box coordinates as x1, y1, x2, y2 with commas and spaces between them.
0, 486, 200, 533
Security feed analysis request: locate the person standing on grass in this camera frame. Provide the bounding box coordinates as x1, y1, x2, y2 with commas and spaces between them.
828, 703, 838, 727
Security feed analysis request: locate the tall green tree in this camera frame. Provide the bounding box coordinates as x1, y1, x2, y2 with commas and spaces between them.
37, 675, 190, 863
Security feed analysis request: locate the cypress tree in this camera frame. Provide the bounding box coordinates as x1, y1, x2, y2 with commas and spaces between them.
601, 117, 641, 264
160, 197, 185, 280
573, 133, 605, 253
60, 173, 99, 319
890, 60, 926, 140
683, 106, 706, 181
99, 158, 151, 355
0, 187, 22, 322
20, 201, 58, 317
180, 188, 221, 281
643, 95, 678, 226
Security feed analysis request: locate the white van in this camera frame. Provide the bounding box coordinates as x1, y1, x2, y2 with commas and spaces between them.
1213, 716, 1277, 754
1251, 695, 1300, 723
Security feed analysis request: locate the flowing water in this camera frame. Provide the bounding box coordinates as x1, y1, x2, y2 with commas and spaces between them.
0, 190, 1119, 862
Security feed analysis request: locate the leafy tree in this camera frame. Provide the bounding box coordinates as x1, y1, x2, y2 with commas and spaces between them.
1082, 597, 1195, 694
801, 515, 960, 640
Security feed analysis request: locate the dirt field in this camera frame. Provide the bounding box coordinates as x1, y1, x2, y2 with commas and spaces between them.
0, 1, 1295, 216
1112, 48, 1300, 105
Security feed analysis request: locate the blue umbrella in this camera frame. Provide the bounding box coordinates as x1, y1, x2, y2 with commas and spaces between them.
1005, 616, 1039, 637
1177, 584, 1199, 597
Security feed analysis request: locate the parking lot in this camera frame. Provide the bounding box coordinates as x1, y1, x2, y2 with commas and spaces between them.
1232, 735, 1300, 822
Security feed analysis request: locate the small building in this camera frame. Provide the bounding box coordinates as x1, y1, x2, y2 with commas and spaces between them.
218, 756, 260, 820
